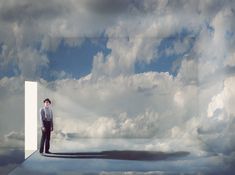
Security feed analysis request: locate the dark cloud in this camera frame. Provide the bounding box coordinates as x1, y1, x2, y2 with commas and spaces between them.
225, 66, 235, 75
225, 152, 235, 174
85, 0, 127, 14
0, 0, 161, 24
85, 0, 160, 15
0, 0, 68, 23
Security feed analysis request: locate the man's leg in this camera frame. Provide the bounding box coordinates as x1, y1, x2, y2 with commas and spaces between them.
45, 127, 51, 153
39, 130, 46, 153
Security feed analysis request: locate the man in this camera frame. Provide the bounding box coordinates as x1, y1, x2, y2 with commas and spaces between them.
39, 98, 53, 154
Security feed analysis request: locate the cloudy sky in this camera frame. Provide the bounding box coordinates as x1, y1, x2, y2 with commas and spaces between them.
1, 0, 235, 174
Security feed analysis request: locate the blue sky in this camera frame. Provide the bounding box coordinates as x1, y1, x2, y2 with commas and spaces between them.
0, 29, 197, 80
45, 38, 109, 80
42, 33, 193, 80
0, 31, 197, 80
136, 29, 197, 76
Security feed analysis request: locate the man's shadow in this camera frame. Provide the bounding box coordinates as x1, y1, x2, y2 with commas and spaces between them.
43, 150, 190, 161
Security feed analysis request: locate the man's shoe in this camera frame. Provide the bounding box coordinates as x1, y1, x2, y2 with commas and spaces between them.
45, 151, 51, 154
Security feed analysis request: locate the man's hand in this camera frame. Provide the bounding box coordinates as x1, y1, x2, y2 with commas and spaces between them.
41, 127, 45, 132
51, 127, 53, 131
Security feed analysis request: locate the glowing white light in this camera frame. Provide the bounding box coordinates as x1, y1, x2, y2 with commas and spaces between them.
25, 81, 37, 159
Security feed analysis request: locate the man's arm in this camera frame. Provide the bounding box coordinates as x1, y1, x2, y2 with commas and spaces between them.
51, 109, 53, 131
40, 108, 45, 129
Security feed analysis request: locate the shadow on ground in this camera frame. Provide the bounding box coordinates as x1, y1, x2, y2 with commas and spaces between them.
43, 150, 190, 161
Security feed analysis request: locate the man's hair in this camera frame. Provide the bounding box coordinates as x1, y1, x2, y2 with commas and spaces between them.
43, 98, 51, 104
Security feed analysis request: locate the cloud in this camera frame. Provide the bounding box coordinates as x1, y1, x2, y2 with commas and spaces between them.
0, 131, 24, 149
37, 71, 199, 141
0, 0, 68, 22
0, 0, 171, 80
89, 1, 233, 79
224, 52, 235, 67
176, 58, 198, 85
91, 10, 200, 77
0, 0, 234, 80
17, 48, 49, 79
0, 131, 24, 173
0, 131, 24, 174
194, 6, 235, 81
208, 76, 235, 118
85, 0, 166, 15
194, 76, 235, 156
4, 131, 24, 141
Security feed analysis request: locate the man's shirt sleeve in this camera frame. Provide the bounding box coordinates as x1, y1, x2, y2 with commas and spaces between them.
51, 110, 53, 129
40, 108, 45, 128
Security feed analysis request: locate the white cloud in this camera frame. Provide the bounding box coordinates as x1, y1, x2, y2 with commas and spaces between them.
17, 48, 49, 79
92, 9, 202, 77
37, 71, 200, 141
224, 52, 235, 67
0, 45, 16, 70
207, 76, 235, 118
0, 46, 49, 79
177, 58, 198, 85
194, 76, 235, 156
195, 6, 235, 81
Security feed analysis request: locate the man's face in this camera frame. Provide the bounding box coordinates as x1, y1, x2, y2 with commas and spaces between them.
44, 101, 50, 107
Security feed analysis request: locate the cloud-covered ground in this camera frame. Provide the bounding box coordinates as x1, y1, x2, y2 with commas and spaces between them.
1, 0, 235, 174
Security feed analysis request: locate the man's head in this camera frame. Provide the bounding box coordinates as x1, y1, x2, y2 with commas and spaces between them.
43, 98, 51, 107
